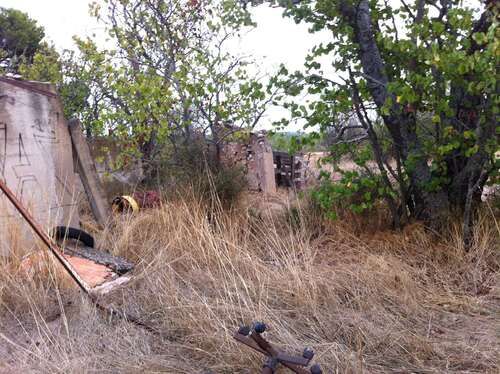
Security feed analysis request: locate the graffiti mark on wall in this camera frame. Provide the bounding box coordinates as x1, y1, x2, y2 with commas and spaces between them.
32, 116, 59, 171
17, 133, 30, 165
10, 132, 41, 206
0, 94, 15, 105
16, 175, 42, 205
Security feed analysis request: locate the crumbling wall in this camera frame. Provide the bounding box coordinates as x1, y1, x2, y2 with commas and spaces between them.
221, 132, 276, 194
0, 78, 80, 256
252, 133, 276, 194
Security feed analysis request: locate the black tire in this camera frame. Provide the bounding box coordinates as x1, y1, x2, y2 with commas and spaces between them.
50, 226, 95, 248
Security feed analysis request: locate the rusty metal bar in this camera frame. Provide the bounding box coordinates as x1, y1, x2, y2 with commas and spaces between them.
237, 334, 311, 368
233, 333, 268, 355
276, 353, 310, 367
251, 331, 279, 356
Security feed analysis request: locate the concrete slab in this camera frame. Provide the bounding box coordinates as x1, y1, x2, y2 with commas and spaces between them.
0, 78, 80, 256
69, 119, 109, 227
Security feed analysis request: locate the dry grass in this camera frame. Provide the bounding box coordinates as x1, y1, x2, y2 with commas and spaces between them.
0, 193, 499, 373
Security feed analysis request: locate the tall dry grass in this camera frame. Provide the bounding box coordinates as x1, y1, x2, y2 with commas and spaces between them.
0, 193, 499, 373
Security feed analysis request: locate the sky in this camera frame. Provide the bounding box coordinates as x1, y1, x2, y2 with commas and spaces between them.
0, 0, 331, 129
0, 0, 331, 72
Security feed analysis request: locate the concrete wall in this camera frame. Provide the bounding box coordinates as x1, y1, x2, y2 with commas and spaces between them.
0, 78, 80, 256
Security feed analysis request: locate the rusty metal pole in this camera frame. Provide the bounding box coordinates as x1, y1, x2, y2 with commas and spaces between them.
0, 178, 92, 295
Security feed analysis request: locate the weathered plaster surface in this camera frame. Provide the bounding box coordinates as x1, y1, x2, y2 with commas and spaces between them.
0, 79, 79, 256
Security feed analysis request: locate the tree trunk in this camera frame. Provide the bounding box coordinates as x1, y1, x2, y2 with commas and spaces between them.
348, 0, 450, 225
140, 128, 159, 184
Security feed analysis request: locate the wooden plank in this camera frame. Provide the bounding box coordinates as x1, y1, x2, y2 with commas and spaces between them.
92, 275, 132, 295
68, 119, 109, 226
64, 254, 115, 288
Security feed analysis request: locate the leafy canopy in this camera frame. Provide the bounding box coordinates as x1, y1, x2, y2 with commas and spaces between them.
0, 7, 45, 71
239, 0, 499, 227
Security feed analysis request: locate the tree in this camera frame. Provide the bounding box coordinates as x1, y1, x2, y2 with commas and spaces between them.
0, 7, 45, 72
18, 42, 62, 82
242, 0, 499, 236
67, 0, 276, 181
17, 42, 92, 126
186, 38, 280, 166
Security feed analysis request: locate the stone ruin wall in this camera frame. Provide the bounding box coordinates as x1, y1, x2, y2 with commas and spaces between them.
221, 132, 276, 194
220, 132, 324, 194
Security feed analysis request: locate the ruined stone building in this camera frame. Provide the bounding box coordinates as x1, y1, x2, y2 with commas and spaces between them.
221, 132, 276, 194
221, 131, 310, 194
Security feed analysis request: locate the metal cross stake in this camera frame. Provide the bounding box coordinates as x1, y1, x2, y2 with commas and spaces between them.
234, 322, 322, 374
